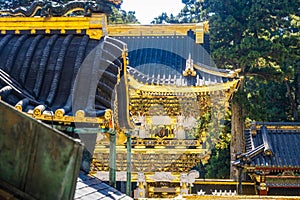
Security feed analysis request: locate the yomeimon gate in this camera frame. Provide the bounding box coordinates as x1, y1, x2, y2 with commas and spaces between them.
0, 1, 241, 198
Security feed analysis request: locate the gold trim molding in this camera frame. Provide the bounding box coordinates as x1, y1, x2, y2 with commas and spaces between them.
0, 14, 107, 39
108, 22, 209, 44
128, 74, 240, 95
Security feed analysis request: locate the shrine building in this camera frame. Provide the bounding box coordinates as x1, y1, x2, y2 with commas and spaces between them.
0, 0, 253, 198
233, 122, 300, 196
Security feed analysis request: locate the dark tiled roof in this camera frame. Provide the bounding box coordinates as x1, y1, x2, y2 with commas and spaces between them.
114, 33, 236, 87
0, 35, 125, 117
235, 122, 300, 168
75, 172, 132, 200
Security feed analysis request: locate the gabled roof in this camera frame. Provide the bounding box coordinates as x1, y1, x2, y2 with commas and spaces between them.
234, 122, 300, 169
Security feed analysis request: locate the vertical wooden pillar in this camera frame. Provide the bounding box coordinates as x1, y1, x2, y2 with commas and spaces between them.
126, 131, 132, 196
237, 167, 243, 195
231, 101, 245, 179
259, 175, 268, 196
109, 129, 116, 187
259, 187, 268, 196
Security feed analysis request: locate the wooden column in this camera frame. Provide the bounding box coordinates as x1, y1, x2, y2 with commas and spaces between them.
126, 131, 132, 196
230, 101, 245, 180
109, 129, 116, 187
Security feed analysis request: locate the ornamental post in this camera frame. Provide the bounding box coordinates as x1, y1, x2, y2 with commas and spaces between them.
126, 131, 132, 196
108, 128, 116, 187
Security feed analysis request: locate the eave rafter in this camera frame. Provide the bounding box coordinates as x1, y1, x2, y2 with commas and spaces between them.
193, 63, 241, 78
128, 74, 241, 96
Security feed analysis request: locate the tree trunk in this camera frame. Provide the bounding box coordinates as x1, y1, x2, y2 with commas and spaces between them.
285, 78, 298, 121
294, 72, 299, 121
230, 100, 245, 180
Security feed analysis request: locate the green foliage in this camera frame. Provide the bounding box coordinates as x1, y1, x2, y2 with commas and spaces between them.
205, 138, 230, 179
239, 77, 291, 122
201, 0, 299, 176
108, 7, 139, 24
206, 0, 299, 73
191, 128, 231, 179
187, 110, 211, 139
151, 12, 175, 24
206, 0, 300, 121
203, 110, 231, 179
188, 106, 231, 178
152, 0, 206, 24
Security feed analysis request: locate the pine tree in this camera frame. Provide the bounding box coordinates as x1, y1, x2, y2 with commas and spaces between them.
108, 7, 139, 24
204, 0, 300, 178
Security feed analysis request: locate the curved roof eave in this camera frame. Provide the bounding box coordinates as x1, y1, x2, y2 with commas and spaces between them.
128, 74, 240, 95
193, 62, 241, 78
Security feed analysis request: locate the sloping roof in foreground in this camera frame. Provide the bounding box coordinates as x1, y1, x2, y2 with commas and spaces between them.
234, 122, 300, 169
0, 34, 125, 118
75, 172, 133, 200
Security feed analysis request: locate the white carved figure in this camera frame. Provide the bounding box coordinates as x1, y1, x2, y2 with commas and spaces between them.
138, 114, 146, 138
137, 172, 146, 198
137, 172, 146, 186
180, 173, 189, 195
183, 116, 197, 128
96, 133, 105, 144
138, 114, 146, 126
180, 173, 188, 186
177, 115, 184, 126
149, 172, 176, 182
187, 170, 199, 187
176, 115, 186, 139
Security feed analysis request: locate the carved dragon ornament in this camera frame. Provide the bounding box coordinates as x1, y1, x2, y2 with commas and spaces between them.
0, 0, 121, 17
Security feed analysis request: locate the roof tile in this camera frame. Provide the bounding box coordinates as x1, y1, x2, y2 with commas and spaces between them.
75, 172, 133, 200
243, 122, 300, 168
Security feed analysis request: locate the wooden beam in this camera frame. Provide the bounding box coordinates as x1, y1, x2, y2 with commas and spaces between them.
108, 22, 209, 44
0, 14, 107, 39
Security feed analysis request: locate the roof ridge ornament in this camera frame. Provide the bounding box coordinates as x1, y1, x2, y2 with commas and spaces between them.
182, 53, 196, 77
0, 0, 119, 17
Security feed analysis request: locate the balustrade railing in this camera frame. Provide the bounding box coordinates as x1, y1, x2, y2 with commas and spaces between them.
131, 138, 202, 148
